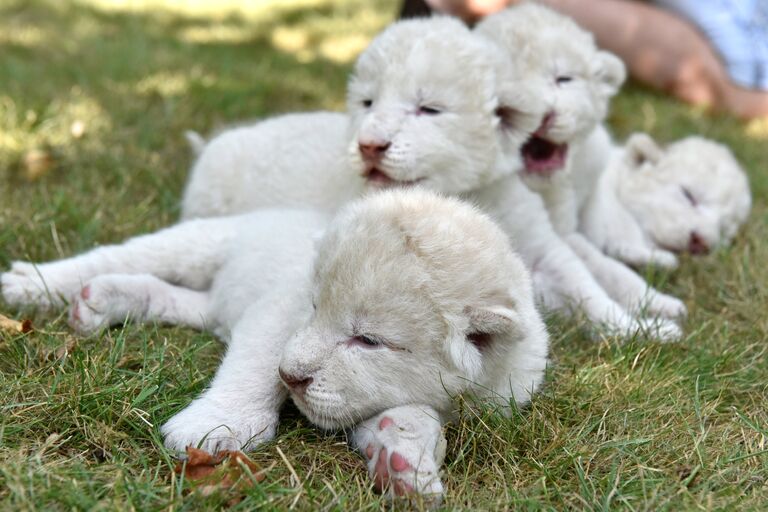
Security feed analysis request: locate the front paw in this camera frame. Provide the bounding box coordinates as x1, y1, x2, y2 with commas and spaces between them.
2, 265, 57, 309
161, 398, 278, 454
361, 414, 446, 501
646, 293, 687, 320
68, 276, 144, 335
649, 250, 679, 270
599, 312, 682, 343
636, 317, 683, 343
2, 261, 76, 309
69, 284, 110, 335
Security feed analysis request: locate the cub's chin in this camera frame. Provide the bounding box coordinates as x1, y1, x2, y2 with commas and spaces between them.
289, 396, 361, 430
362, 166, 424, 189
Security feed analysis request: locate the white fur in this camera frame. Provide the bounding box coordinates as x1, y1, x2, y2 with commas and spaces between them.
182, 112, 356, 216
584, 134, 752, 261
476, 3, 686, 322
481, 6, 749, 268
1, 189, 549, 500
180, 17, 538, 219
476, 3, 625, 176
576, 137, 675, 269
179, 16, 680, 340
476, 3, 625, 237
184, 130, 206, 157
476, 3, 624, 237
463, 176, 682, 339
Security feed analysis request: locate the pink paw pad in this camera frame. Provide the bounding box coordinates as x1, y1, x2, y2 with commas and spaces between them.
366, 416, 417, 496
80, 285, 91, 300
70, 300, 81, 322
371, 447, 415, 496
390, 451, 410, 473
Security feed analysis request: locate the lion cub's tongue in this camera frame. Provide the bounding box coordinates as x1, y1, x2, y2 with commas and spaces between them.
366, 167, 394, 185
521, 136, 568, 177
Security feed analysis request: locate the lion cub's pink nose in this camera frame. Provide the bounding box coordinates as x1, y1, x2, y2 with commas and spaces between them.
278, 368, 313, 393
359, 141, 391, 161
688, 231, 709, 255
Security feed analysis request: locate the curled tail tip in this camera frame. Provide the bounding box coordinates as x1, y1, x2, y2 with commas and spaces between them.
184, 131, 206, 155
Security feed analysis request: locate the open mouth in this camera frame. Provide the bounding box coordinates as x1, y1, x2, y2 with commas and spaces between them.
521, 136, 568, 176
363, 166, 423, 187
656, 233, 710, 255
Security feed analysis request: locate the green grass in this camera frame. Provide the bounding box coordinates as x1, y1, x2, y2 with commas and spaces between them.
1, 0, 767, 509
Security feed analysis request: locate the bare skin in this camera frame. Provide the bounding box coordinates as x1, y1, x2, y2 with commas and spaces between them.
420, 0, 768, 119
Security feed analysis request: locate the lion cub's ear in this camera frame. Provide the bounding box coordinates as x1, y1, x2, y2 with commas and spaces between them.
447, 305, 520, 379
466, 305, 520, 337
625, 132, 663, 168
593, 50, 626, 97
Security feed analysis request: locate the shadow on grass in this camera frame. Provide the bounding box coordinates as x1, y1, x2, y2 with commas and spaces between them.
0, 0, 394, 261
0, 0, 385, 114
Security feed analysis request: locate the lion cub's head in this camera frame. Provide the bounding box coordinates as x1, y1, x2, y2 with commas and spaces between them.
346, 17, 544, 194
476, 3, 625, 177
615, 134, 751, 254
278, 189, 548, 429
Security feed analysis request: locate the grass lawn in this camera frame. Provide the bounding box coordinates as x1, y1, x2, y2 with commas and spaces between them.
1, 0, 767, 509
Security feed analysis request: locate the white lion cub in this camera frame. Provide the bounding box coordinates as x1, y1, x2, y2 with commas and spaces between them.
581, 134, 752, 266
476, 3, 687, 321
181, 16, 681, 340
180, 16, 536, 219
476, 3, 625, 230
476, 3, 623, 235
1, 189, 549, 499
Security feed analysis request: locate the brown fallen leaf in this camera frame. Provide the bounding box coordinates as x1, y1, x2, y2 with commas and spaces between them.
22, 149, 56, 181
42, 334, 78, 360
174, 446, 266, 503
0, 313, 33, 334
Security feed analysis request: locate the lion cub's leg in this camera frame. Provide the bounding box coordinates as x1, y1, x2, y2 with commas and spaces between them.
67, 273, 210, 335
351, 405, 446, 501
565, 233, 686, 320
161, 298, 297, 454
532, 242, 681, 341
1, 217, 238, 310
581, 183, 679, 270
608, 243, 679, 271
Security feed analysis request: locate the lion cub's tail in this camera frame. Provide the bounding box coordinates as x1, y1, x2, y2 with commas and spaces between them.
184, 130, 206, 156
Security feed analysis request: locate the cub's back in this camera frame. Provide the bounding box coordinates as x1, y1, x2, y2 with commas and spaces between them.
181, 112, 361, 219
207, 208, 330, 334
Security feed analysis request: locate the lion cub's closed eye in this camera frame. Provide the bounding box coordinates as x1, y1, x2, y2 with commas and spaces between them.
278, 189, 549, 430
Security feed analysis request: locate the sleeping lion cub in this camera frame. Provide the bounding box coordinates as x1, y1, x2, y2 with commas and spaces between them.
582, 133, 752, 268
1, 189, 549, 500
